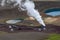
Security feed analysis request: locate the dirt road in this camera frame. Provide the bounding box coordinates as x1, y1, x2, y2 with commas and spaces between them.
0, 24, 60, 40
0, 32, 49, 40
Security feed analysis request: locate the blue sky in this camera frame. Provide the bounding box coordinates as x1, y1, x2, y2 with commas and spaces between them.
46, 11, 60, 16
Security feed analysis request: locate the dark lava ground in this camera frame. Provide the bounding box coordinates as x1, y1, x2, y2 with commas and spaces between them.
0, 24, 60, 34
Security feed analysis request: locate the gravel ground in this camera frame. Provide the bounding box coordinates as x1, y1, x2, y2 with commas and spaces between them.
0, 32, 49, 40
0, 24, 60, 40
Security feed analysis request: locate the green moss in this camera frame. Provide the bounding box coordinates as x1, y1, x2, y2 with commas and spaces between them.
46, 34, 60, 40
14, 18, 24, 20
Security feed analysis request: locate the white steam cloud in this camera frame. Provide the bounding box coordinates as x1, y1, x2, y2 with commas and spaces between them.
1, 0, 46, 26
21, 0, 46, 26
